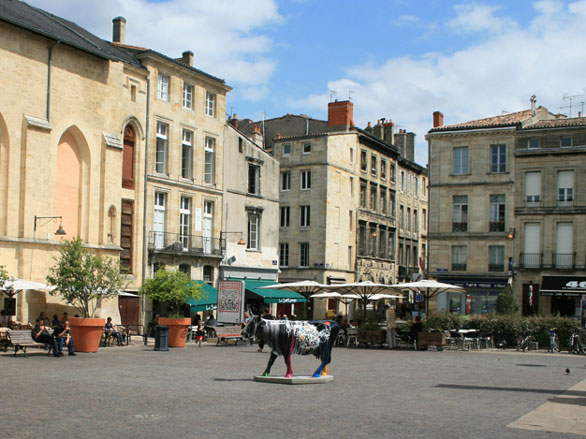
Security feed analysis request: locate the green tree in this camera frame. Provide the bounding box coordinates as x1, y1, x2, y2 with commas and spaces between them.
0, 265, 8, 291
139, 268, 203, 317
495, 286, 519, 315
46, 238, 125, 317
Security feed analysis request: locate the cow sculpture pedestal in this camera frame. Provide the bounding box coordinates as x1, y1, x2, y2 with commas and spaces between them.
254, 375, 334, 385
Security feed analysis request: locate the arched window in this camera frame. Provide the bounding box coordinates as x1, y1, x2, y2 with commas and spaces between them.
55, 131, 81, 239
122, 125, 135, 189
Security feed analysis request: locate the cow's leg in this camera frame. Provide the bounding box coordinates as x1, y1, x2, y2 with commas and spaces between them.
284, 354, 293, 378
263, 351, 278, 376
313, 343, 332, 377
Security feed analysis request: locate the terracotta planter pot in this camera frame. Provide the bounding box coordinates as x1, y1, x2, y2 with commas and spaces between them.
68, 317, 105, 353
158, 317, 191, 348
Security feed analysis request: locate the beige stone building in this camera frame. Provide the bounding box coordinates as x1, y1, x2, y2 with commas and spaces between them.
427, 100, 586, 317
0, 2, 148, 324
262, 101, 428, 319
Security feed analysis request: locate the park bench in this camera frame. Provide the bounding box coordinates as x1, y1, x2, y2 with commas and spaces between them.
6, 330, 54, 357
417, 331, 446, 351
211, 325, 244, 346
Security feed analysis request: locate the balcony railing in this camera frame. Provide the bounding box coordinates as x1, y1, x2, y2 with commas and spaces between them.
452, 222, 467, 232
451, 263, 467, 271
489, 221, 505, 232
148, 231, 222, 257
557, 199, 573, 207
554, 253, 575, 269
488, 263, 504, 272
520, 252, 542, 268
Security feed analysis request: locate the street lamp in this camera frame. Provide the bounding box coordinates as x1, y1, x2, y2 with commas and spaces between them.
34, 215, 66, 235
220, 231, 245, 246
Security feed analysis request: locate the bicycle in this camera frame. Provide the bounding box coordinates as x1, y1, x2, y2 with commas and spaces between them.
568, 328, 585, 355
548, 328, 560, 353
516, 328, 532, 352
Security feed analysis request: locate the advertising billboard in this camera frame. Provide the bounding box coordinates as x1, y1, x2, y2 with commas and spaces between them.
217, 280, 245, 324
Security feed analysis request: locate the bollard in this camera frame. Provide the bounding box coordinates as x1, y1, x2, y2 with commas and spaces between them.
154, 325, 169, 351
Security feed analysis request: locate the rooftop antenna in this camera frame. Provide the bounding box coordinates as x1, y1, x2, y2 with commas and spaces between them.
560, 93, 585, 117
329, 89, 337, 101
348, 90, 355, 101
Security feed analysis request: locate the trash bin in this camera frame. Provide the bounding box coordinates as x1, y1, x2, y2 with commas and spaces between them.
154, 325, 169, 351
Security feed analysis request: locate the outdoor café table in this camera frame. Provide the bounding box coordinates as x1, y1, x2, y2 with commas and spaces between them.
458, 329, 480, 350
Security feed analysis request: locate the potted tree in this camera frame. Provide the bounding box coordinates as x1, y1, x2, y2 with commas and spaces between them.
46, 238, 125, 352
139, 268, 203, 348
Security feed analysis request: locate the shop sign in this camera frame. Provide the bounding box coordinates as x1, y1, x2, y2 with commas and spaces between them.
540, 276, 586, 297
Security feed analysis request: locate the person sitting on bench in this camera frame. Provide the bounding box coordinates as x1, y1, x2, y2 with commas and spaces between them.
54, 320, 76, 356
105, 317, 125, 346
31, 317, 60, 357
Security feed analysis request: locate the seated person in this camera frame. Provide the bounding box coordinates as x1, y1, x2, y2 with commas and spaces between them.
51, 314, 61, 329
0, 310, 9, 327
31, 317, 60, 357
410, 315, 423, 345
104, 317, 125, 346
54, 320, 76, 356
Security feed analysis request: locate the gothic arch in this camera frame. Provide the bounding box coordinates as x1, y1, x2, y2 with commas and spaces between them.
55, 125, 91, 240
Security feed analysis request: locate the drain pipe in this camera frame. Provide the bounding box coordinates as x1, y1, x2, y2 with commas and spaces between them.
141, 77, 151, 344
46, 40, 61, 121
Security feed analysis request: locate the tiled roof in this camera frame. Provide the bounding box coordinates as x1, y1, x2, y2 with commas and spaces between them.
0, 0, 141, 67
429, 108, 542, 132
522, 117, 586, 130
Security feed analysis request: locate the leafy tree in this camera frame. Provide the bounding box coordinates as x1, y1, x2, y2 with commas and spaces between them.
46, 238, 125, 317
139, 268, 203, 317
495, 286, 519, 315
0, 265, 9, 291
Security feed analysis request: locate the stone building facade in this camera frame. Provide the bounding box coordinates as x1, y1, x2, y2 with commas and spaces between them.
427, 101, 586, 317
259, 101, 427, 319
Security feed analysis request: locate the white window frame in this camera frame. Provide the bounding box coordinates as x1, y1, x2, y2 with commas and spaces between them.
300, 205, 310, 227
302, 142, 311, 154
525, 171, 541, 207
179, 196, 191, 250
153, 192, 166, 249
281, 171, 291, 191
557, 170, 574, 207
451, 245, 467, 271
279, 243, 289, 267
300, 170, 311, 190
157, 74, 169, 101
204, 137, 215, 184
491, 144, 506, 173
561, 136, 572, 148
283, 143, 291, 156
248, 164, 260, 195
453, 146, 469, 175
205, 91, 215, 117
155, 122, 168, 174
181, 129, 193, 179
280, 206, 290, 228
183, 83, 193, 109
528, 138, 539, 149
299, 242, 309, 267
247, 214, 259, 250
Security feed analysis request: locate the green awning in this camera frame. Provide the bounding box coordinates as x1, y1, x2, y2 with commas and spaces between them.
230, 279, 307, 304
187, 281, 218, 312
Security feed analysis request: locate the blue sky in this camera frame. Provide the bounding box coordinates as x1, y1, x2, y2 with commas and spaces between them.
26, 0, 586, 164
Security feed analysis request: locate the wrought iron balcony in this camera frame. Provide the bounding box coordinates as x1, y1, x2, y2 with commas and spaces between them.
148, 231, 222, 257
452, 222, 467, 232
519, 252, 542, 269
488, 263, 505, 272
451, 263, 467, 271
489, 221, 505, 232
554, 253, 575, 269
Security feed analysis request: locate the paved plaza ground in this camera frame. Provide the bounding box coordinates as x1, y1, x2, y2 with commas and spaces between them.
2, 340, 586, 439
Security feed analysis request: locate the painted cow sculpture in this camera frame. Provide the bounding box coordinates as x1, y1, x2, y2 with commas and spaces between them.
241, 315, 339, 378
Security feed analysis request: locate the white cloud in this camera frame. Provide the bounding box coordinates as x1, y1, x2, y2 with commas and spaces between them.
448, 3, 516, 33
26, 0, 283, 87
289, 0, 586, 165
393, 15, 420, 26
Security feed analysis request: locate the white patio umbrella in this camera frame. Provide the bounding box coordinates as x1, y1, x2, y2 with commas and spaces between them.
258, 280, 327, 318
0, 278, 56, 296
388, 279, 466, 328
323, 281, 406, 320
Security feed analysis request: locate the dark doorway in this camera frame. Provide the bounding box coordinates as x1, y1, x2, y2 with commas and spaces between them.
551, 296, 576, 317
119, 295, 139, 326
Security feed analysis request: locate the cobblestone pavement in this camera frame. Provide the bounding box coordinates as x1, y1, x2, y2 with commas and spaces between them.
2, 341, 586, 439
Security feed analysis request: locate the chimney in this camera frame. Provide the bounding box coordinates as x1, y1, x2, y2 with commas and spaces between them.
373, 120, 383, 139
228, 113, 238, 129
182, 50, 194, 67
112, 17, 126, 44
383, 119, 394, 144
530, 94, 536, 116
327, 100, 354, 132
433, 111, 443, 128
364, 122, 373, 134
250, 124, 264, 149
